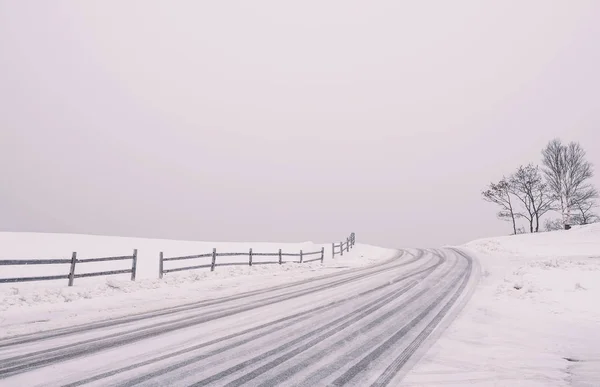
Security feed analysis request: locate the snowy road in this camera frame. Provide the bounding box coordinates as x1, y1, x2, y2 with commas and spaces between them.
0, 248, 475, 387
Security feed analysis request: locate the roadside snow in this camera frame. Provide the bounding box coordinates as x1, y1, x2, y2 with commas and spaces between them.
402, 224, 600, 387
0, 232, 397, 338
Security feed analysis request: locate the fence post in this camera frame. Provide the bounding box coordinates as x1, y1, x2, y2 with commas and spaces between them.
340, 241, 344, 256
279, 249, 282, 265
321, 247, 325, 263
332, 243, 335, 259
159, 251, 164, 279
300, 249, 303, 264
346, 237, 350, 252
68, 252, 77, 287
351, 233, 355, 247
131, 249, 138, 281
249, 248, 253, 267
211, 248, 217, 272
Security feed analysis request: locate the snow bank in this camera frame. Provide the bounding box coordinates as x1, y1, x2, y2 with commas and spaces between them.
0, 232, 397, 337
403, 224, 600, 386
465, 223, 600, 259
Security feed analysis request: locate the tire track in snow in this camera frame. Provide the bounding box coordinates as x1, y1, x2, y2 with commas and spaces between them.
69, 252, 443, 386
254, 250, 463, 387
0, 248, 476, 387
370, 249, 472, 386
333, 250, 472, 386
177, 249, 468, 387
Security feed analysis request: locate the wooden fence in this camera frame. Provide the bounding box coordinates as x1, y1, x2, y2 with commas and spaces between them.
0, 232, 356, 284
332, 232, 356, 258
159, 247, 326, 278
0, 250, 138, 286
159, 232, 355, 278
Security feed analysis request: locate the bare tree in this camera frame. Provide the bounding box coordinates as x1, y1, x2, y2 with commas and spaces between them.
482, 178, 520, 235
541, 139, 595, 229
509, 164, 556, 232
571, 188, 599, 225
508, 173, 535, 233
533, 181, 556, 232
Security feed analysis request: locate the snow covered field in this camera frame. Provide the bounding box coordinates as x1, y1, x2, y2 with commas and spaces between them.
403, 224, 600, 387
0, 232, 396, 338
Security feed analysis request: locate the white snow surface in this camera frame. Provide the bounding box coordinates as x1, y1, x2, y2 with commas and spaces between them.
403, 224, 600, 387
0, 232, 396, 338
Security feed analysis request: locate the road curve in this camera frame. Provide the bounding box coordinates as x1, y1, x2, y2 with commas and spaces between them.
0, 248, 476, 387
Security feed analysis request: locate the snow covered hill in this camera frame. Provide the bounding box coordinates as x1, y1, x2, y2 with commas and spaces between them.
403, 224, 600, 387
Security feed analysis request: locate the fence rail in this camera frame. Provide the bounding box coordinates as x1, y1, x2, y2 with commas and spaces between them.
162, 253, 213, 262
0, 250, 138, 286
0, 259, 72, 265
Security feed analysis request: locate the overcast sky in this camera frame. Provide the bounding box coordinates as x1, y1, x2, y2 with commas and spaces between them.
1, 1, 599, 248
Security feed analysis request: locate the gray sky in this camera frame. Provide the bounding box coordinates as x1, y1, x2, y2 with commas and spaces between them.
1, 1, 599, 248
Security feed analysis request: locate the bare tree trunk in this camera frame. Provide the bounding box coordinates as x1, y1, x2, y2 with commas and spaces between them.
508, 196, 517, 235
565, 205, 572, 229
